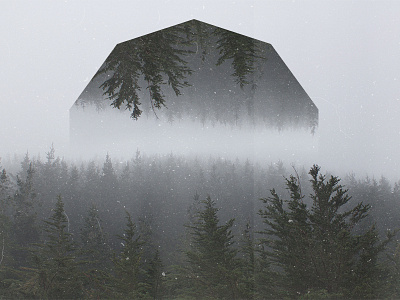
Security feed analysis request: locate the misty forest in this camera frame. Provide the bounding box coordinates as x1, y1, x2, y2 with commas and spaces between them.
0, 148, 399, 299
1, 20, 400, 300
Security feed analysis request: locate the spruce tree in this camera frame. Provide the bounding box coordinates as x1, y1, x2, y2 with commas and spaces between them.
21, 195, 83, 299
0, 166, 17, 298
258, 165, 393, 298
385, 242, 400, 298
238, 222, 255, 299
80, 204, 110, 269
95, 23, 192, 120
113, 211, 147, 299
185, 196, 240, 299
12, 163, 40, 267
146, 249, 164, 299
80, 204, 113, 298
0, 167, 11, 247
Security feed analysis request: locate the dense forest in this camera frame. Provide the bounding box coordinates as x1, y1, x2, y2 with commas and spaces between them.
0, 146, 399, 299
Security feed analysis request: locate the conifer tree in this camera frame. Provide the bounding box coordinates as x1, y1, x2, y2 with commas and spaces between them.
146, 249, 164, 299
95, 24, 192, 120
80, 204, 110, 269
12, 162, 40, 266
100, 154, 119, 225
22, 196, 83, 299
385, 242, 400, 298
185, 196, 240, 299
80, 204, 113, 298
258, 165, 393, 298
0, 168, 11, 206
0, 166, 17, 298
0, 166, 11, 237
94, 20, 265, 121
18, 152, 31, 179
113, 211, 147, 299
238, 222, 255, 299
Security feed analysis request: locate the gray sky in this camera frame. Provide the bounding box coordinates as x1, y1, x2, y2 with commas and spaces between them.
1, 0, 400, 178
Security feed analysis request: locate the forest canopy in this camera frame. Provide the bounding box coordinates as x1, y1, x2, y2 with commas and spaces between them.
0, 149, 399, 299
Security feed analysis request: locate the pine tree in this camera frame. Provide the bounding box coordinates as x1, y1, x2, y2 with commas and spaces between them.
100, 153, 118, 220
238, 222, 255, 299
0, 167, 12, 235
214, 27, 264, 89
21, 195, 83, 299
39, 143, 61, 201
258, 165, 393, 298
80, 204, 110, 269
385, 242, 400, 298
12, 162, 40, 267
257, 173, 311, 298
185, 196, 240, 299
18, 152, 31, 180
0, 166, 17, 298
146, 249, 164, 299
95, 23, 192, 120
113, 211, 147, 299
83, 160, 100, 203
80, 204, 113, 298
0, 168, 11, 207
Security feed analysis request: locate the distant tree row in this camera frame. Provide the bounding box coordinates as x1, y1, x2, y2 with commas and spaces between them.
0, 148, 399, 298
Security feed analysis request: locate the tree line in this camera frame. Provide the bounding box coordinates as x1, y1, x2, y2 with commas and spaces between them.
0, 147, 399, 298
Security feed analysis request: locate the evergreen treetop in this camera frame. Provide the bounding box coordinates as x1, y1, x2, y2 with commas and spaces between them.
258, 165, 394, 298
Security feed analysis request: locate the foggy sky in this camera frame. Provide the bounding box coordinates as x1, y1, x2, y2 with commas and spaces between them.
1, 1, 400, 179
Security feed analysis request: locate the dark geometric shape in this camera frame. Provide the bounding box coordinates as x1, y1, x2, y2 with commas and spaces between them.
70, 20, 318, 155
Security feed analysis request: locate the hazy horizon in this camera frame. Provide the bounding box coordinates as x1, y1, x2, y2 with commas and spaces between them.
1, 1, 400, 180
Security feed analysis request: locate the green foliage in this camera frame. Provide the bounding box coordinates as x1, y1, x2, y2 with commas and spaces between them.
185, 196, 241, 299
12, 163, 40, 266
112, 211, 148, 299
146, 249, 165, 299
21, 195, 83, 299
237, 222, 255, 299
0, 167, 19, 298
299, 289, 344, 299
80, 204, 114, 298
0, 166, 11, 260
385, 242, 400, 298
214, 28, 264, 88
1, 154, 400, 299
96, 23, 192, 120
80, 204, 110, 269
0, 168, 11, 209
94, 20, 265, 120
258, 165, 392, 298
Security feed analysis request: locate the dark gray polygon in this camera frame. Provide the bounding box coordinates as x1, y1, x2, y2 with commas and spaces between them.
70, 19, 318, 150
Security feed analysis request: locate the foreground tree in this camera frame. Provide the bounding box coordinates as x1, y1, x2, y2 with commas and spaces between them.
185, 196, 241, 299
0, 166, 11, 257
145, 249, 164, 299
12, 163, 40, 267
238, 222, 256, 299
0, 166, 19, 298
80, 204, 113, 298
112, 211, 147, 299
384, 242, 400, 298
21, 196, 83, 299
258, 165, 394, 298
80, 204, 110, 270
